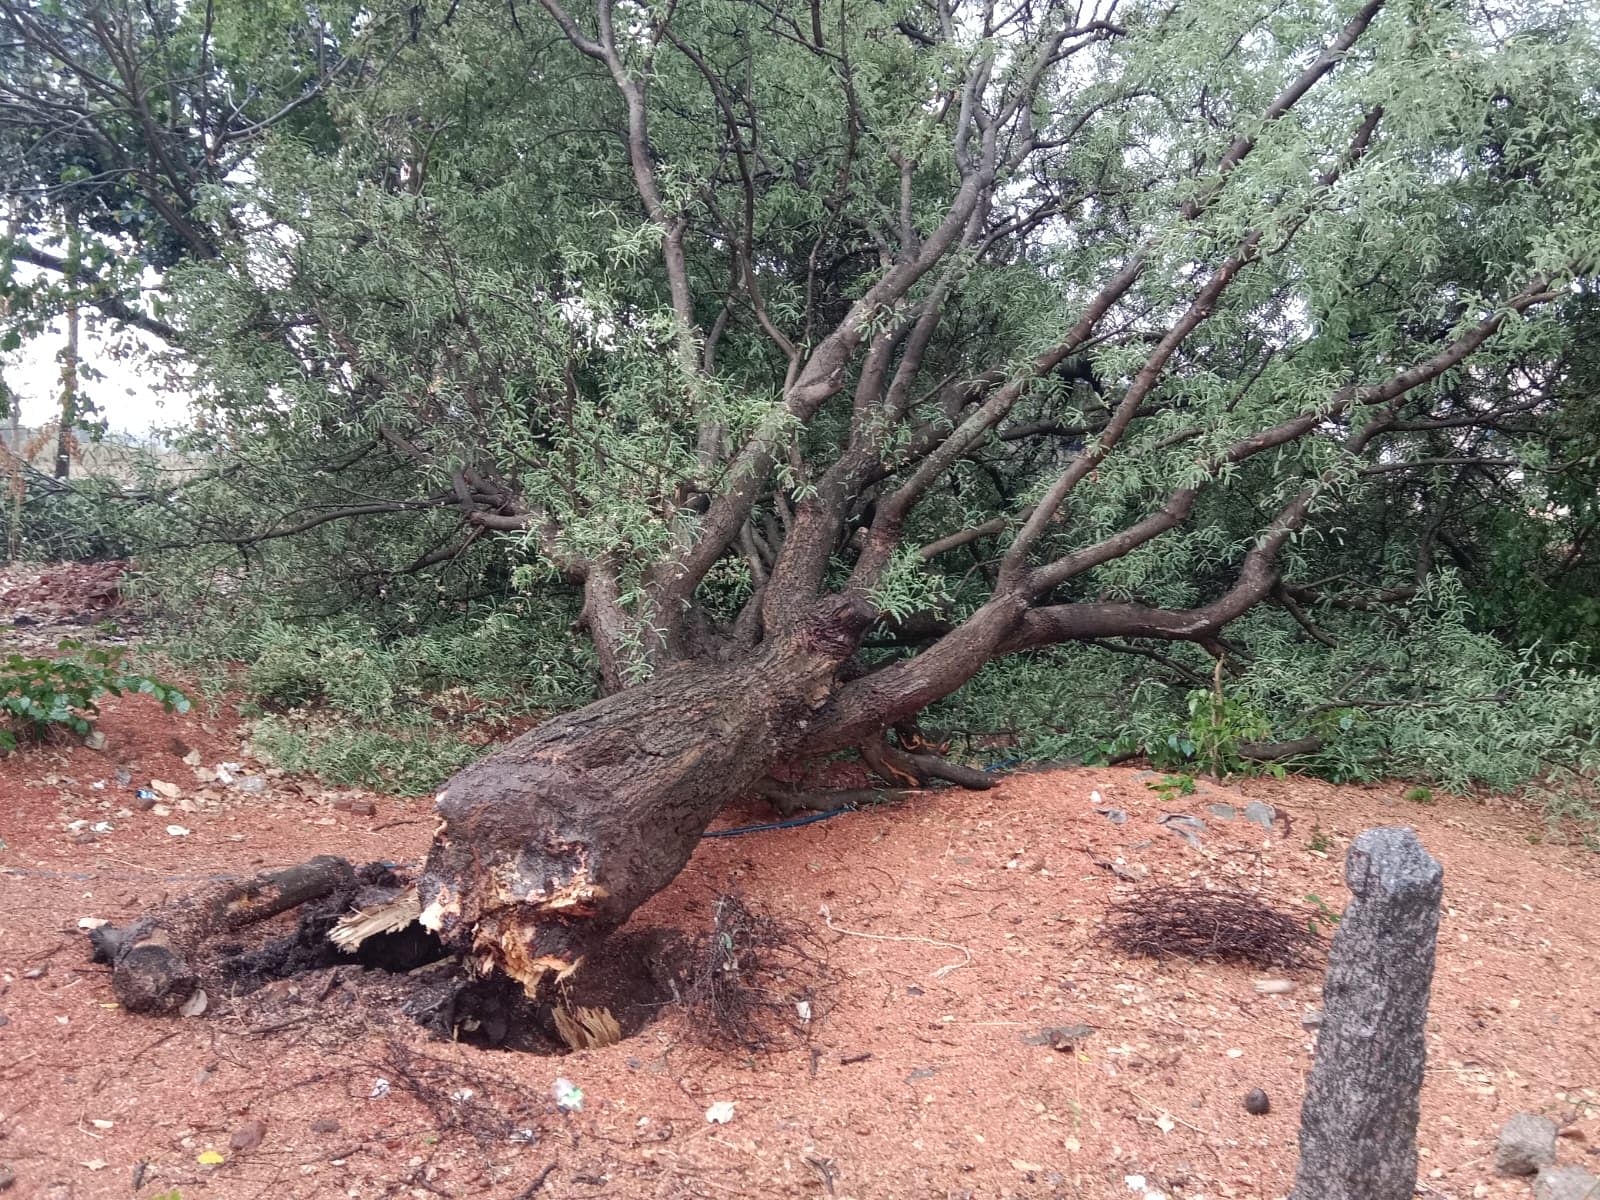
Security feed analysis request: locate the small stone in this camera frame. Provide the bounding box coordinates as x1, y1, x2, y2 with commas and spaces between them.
150, 779, 181, 799
1254, 979, 1296, 994
84, 730, 107, 751
0, 1163, 14, 1191
71, 832, 98, 845
1207, 803, 1239, 821
22, 965, 47, 980
234, 775, 268, 795
229, 1118, 268, 1153
131, 794, 156, 811
1156, 813, 1206, 848
1300, 1008, 1324, 1030
1534, 1166, 1600, 1200
1498, 1113, 1560, 1176
1241, 800, 1277, 830
1244, 1089, 1271, 1115
182, 749, 203, 766
310, 1118, 341, 1134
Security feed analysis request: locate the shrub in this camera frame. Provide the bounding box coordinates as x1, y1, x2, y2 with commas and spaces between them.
1, 639, 189, 752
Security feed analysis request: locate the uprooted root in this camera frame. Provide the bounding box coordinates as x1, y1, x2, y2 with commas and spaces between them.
664, 894, 829, 1051
1100, 885, 1322, 970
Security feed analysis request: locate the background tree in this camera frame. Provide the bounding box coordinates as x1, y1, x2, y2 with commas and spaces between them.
6, 0, 1599, 988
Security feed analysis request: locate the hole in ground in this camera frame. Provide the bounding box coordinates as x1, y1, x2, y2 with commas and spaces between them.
210, 863, 678, 1052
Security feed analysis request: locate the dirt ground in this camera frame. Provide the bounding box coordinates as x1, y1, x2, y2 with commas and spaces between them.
4, 573, 1600, 1200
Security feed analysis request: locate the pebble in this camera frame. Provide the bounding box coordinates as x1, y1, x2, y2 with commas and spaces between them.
1535, 1166, 1600, 1200
1244, 1089, 1270, 1115
1498, 1113, 1560, 1176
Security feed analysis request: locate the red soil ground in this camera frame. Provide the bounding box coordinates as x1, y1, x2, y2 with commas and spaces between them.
3, 577, 1599, 1199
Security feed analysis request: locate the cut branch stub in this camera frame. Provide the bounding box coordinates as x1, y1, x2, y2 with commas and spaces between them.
417, 594, 877, 994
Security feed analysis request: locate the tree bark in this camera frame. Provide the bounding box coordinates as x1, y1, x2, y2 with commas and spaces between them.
90, 855, 357, 1013
417, 594, 878, 993
54, 290, 79, 480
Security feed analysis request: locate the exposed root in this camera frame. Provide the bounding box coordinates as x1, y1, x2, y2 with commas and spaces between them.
753, 778, 906, 816
1101, 885, 1322, 970
861, 732, 998, 792
819, 901, 972, 979
672, 894, 829, 1051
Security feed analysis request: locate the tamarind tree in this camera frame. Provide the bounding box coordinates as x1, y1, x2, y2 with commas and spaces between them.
5, 0, 1598, 994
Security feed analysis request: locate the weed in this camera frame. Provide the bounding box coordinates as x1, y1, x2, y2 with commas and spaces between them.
1403, 785, 1435, 804
1, 639, 188, 753
1145, 773, 1197, 805
1304, 893, 1343, 937
1306, 824, 1334, 854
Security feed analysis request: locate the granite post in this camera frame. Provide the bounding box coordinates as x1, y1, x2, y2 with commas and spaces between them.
1291, 827, 1444, 1200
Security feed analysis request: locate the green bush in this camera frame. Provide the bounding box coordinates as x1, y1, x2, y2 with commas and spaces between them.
249, 711, 487, 795
1, 639, 190, 752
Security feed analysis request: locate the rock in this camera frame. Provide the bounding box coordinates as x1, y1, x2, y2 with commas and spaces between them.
333, 797, 376, 817
1244, 1089, 1270, 1114
1497, 1113, 1559, 1176
310, 1118, 341, 1134
84, 730, 107, 751
1290, 828, 1444, 1200
1094, 807, 1128, 825
1301, 1008, 1325, 1030
0, 1163, 13, 1191
1254, 979, 1295, 994
131, 793, 156, 811
229, 1118, 267, 1153
1535, 1166, 1600, 1200
1156, 813, 1206, 848
1207, 803, 1238, 821
150, 779, 181, 799
1242, 800, 1277, 830
234, 775, 268, 795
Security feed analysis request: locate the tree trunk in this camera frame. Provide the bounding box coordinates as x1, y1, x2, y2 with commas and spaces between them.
418, 594, 878, 993
55, 262, 79, 481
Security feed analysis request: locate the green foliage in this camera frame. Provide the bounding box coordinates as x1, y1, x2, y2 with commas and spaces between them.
1145, 773, 1197, 805
1304, 894, 1342, 937
249, 711, 486, 796
1403, 786, 1435, 805
0, 638, 189, 752
148, 590, 596, 793
4, 0, 1599, 813
936, 575, 1600, 806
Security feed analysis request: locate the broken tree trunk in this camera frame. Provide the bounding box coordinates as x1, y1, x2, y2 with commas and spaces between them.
417, 594, 878, 994
90, 855, 356, 1013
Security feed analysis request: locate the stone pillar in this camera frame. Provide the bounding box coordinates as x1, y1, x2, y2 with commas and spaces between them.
1290, 827, 1444, 1200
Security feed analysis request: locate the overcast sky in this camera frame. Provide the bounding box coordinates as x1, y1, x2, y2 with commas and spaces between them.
7, 314, 188, 439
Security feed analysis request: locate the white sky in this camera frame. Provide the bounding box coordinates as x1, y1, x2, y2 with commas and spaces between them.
6, 316, 188, 441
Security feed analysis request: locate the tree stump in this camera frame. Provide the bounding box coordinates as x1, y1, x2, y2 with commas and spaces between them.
1290, 827, 1444, 1200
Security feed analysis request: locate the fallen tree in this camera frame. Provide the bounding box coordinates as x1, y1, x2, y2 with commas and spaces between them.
14, 1, 1597, 997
